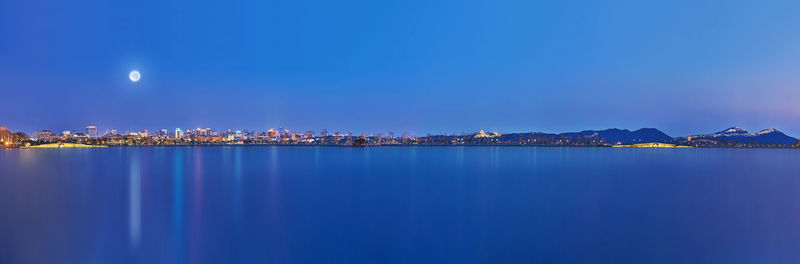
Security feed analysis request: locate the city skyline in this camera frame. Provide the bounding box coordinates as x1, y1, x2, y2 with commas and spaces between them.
14, 122, 798, 146
14, 123, 800, 139
3, 0, 800, 136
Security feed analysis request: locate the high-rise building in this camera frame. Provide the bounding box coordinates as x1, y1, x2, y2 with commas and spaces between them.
34, 130, 53, 140
175, 128, 183, 139
85, 125, 98, 138
267, 129, 279, 139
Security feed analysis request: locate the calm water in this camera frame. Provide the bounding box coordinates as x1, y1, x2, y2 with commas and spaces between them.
1, 147, 800, 263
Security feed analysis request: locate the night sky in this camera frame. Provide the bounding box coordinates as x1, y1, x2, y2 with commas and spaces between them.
2, 0, 800, 136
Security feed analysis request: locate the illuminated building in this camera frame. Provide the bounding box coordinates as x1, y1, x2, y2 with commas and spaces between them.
34, 130, 53, 140
473, 130, 501, 138
267, 129, 279, 139
175, 128, 183, 139
0, 125, 11, 144
85, 125, 98, 138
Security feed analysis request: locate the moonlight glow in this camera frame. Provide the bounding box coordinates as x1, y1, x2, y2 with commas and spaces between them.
129, 70, 141, 82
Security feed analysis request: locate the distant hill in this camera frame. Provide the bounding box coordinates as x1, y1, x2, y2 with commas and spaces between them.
438, 126, 796, 147
680, 127, 797, 145
559, 128, 672, 145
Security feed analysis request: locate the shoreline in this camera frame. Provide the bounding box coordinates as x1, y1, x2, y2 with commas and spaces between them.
20, 143, 107, 149
6, 144, 798, 149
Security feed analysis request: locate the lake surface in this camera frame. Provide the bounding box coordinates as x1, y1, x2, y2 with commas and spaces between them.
1, 147, 800, 263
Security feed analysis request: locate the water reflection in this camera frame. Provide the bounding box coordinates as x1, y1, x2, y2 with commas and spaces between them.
191, 147, 204, 264
193, 147, 204, 218
314, 146, 320, 173
171, 148, 185, 264
234, 147, 243, 220
129, 154, 141, 248
268, 146, 279, 196
3, 147, 800, 263
362, 147, 371, 176
269, 146, 278, 178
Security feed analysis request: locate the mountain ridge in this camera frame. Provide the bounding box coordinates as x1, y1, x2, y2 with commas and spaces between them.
676, 126, 797, 145
500, 126, 797, 146
558, 128, 673, 145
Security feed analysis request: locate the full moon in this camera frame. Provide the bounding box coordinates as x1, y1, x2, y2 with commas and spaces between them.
129, 70, 141, 82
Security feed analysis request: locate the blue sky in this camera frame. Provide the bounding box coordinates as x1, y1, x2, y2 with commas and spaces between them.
2, 0, 800, 136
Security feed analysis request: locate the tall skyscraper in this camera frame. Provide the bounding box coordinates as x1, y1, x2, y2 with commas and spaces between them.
175, 128, 183, 139
85, 125, 98, 138
196, 128, 210, 136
